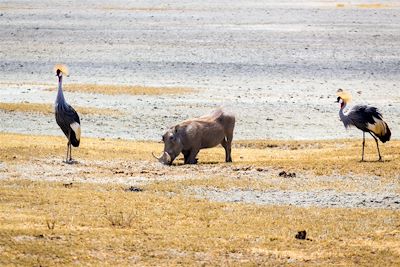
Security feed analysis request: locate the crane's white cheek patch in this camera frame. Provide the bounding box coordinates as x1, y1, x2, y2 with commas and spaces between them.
367, 117, 386, 136
70, 122, 81, 141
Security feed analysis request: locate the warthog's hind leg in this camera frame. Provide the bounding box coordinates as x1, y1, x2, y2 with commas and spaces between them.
221, 137, 232, 162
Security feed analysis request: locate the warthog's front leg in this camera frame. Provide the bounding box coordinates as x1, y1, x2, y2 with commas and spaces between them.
182, 150, 190, 164
186, 149, 199, 164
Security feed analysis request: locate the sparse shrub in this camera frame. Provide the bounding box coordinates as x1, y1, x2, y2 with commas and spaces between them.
104, 208, 136, 228
46, 217, 56, 230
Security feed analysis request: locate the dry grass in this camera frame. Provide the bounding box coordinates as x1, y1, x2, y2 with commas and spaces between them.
0, 133, 399, 265
61, 84, 194, 96
0, 102, 121, 116
0, 133, 158, 162
356, 3, 390, 9
0, 179, 399, 266
1, 82, 194, 95
336, 3, 396, 9
1, 133, 399, 177
230, 139, 400, 178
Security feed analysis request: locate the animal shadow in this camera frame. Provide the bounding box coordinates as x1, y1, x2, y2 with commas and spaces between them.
359, 159, 390, 163
63, 159, 79, 165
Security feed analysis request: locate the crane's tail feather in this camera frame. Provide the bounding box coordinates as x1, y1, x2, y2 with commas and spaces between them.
70, 122, 81, 147
367, 118, 391, 143
70, 135, 80, 147
379, 122, 391, 143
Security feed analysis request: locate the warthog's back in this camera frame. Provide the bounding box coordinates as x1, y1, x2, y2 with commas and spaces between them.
197, 109, 235, 126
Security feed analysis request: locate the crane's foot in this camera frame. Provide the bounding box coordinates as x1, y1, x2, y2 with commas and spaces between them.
64, 159, 78, 164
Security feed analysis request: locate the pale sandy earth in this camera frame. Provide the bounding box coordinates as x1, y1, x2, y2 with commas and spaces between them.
0, 0, 399, 140
191, 187, 400, 209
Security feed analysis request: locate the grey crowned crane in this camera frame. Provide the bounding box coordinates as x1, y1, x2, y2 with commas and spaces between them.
54, 64, 81, 163
336, 89, 391, 161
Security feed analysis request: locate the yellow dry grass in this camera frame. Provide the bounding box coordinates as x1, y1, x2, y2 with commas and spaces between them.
61, 84, 194, 96
1, 133, 399, 176
232, 139, 400, 178
0, 81, 194, 96
1, 133, 399, 194
0, 102, 121, 116
356, 3, 389, 9
0, 133, 399, 265
336, 3, 396, 9
0, 179, 399, 266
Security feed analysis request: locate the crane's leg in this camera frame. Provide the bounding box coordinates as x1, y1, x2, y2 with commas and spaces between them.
361, 132, 365, 162
69, 142, 72, 162
369, 133, 382, 161
65, 131, 72, 164
65, 142, 69, 163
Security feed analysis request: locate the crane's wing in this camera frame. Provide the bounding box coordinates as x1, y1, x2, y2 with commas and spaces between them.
348, 105, 383, 130
66, 104, 80, 124
55, 103, 81, 144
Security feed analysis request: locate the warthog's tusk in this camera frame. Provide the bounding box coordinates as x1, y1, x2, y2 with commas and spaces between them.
152, 152, 162, 160
163, 152, 172, 165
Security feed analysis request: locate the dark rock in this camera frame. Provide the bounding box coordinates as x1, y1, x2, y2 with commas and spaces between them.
295, 230, 307, 240
63, 182, 73, 188
279, 171, 296, 178
125, 186, 143, 192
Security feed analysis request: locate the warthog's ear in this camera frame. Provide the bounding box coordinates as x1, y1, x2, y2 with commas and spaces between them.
174, 125, 180, 133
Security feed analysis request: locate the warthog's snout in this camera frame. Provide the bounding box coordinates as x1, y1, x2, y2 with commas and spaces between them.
152, 151, 172, 165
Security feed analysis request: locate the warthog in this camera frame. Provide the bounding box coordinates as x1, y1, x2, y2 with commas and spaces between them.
153, 109, 235, 165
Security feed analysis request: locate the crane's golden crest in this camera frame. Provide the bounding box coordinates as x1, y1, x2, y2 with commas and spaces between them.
336, 89, 352, 103
53, 64, 69, 76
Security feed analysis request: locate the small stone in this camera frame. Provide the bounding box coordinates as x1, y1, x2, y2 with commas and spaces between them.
295, 230, 307, 240
125, 186, 143, 192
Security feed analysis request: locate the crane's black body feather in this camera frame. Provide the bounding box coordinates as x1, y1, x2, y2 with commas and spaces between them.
55, 103, 80, 147
345, 105, 391, 143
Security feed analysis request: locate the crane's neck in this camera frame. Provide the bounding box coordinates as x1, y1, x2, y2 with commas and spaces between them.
339, 102, 351, 128
56, 75, 66, 106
